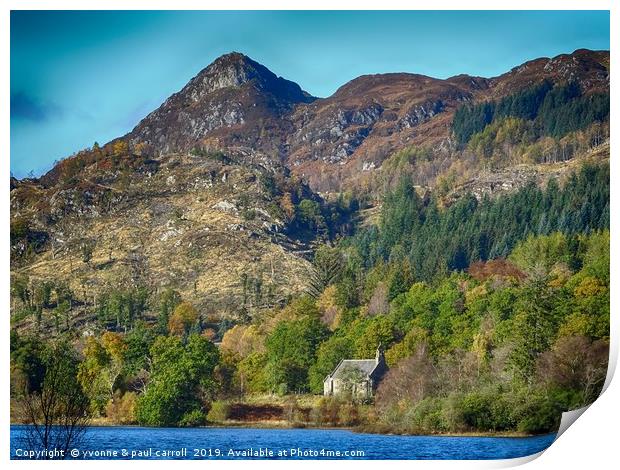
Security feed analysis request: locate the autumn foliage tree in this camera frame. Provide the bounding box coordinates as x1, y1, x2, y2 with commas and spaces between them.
112, 140, 129, 156
168, 302, 199, 336
77, 332, 127, 415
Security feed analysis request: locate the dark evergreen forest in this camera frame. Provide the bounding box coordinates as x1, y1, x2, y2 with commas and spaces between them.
452, 81, 610, 144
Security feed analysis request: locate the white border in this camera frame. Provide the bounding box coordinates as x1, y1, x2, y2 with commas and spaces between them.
2, 2, 616, 469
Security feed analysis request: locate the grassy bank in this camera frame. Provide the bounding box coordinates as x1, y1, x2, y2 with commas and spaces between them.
79, 393, 553, 438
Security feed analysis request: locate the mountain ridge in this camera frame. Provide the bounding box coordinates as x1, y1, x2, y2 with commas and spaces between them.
25, 48, 609, 193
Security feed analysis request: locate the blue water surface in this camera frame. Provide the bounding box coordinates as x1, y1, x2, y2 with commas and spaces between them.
10, 425, 556, 460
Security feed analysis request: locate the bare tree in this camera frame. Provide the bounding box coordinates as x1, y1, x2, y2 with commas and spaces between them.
367, 282, 389, 316
16, 340, 91, 459
338, 367, 367, 402
375, 343, 438, 412
536, 335, 609, 405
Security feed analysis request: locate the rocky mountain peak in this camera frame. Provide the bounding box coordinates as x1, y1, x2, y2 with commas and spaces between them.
126, 52, 315, 155
195, 52, 273, 94
185, 52, 315, 103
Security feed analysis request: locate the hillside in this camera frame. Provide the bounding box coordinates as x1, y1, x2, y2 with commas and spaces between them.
13, 153, 313, 317
123, 48, 609, 192
31, 48, 609, 198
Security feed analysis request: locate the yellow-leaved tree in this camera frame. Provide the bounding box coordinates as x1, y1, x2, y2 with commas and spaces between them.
168, 302, 199, 336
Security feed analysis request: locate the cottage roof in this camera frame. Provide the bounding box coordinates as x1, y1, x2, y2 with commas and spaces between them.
330, 359, 378, 379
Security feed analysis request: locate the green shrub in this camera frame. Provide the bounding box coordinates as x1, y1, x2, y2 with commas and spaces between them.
179, 409, 206, 427
409, 397, 447, 433
460, 389, 516, 432
11, 307, 34, 324
207, 400, 230, 423
277, 382, 288, 396
461, 392, 494, 430
516, 388, 578, 434
242, 209, 256, 221
440, 393, 466, 433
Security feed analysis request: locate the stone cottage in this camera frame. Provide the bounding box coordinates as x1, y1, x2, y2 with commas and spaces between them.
323, 346, 388, 400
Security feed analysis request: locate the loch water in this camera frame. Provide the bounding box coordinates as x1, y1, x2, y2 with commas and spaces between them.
10, 425, 556, 460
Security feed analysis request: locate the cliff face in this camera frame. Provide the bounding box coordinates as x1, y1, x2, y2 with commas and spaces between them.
284, 73, 481, 191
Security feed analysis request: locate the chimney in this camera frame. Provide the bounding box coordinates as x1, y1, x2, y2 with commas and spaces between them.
375, 343, 385, 365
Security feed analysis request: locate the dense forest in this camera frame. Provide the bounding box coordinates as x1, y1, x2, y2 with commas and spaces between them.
349, 163, 609, 280
452, 81, 610, 145
11, 158, 610, 434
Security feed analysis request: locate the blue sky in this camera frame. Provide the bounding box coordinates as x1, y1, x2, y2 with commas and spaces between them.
10, 10, 610, 177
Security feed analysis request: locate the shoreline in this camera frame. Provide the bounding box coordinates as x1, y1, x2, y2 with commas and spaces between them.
10, 420, 553, 439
